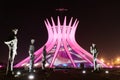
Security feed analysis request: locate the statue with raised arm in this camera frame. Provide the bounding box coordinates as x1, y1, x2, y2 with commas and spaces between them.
42, 45, 47, 70
4, 29, 18, 75
29, 39, 35, 72
90, 43, 98, 71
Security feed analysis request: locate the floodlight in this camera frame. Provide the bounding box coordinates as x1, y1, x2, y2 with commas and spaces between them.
28, 74, 35, 80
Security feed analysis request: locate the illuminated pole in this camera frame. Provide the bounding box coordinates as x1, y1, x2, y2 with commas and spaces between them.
90, 43, 98, 71
4, 29, 18, 75
29, 39, 35, 72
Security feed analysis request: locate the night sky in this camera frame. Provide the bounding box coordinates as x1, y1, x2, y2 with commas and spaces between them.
1, 0, 120, 65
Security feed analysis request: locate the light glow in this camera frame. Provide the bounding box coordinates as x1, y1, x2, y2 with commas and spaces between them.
117, 58, 120, 62
28, 74, 35, 80
105, 70, 109, 74
0, 65, 2, 68
16, 71, 21, 75
82, 70, 86, 74
100, 58, 104, 63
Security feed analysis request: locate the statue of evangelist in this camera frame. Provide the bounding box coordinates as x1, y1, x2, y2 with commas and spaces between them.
42, 45, 47, 70
29, 39, 35, 72
4, 29, 18, 74
90, 43, 98, 71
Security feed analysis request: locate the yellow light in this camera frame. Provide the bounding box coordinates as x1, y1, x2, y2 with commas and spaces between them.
117, 58, 120, 62
107, 62, 110, 65
100, 58, 104, 63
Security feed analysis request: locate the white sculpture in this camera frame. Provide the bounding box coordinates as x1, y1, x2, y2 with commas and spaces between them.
29, 39, 35, 72
4, 29, 18, 74
90, 43, 98, 71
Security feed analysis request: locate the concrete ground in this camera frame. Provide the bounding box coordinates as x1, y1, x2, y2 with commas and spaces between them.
0, 68, 120, 80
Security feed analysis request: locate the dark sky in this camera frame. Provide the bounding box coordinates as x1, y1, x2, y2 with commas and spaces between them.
1, 0, 120, 64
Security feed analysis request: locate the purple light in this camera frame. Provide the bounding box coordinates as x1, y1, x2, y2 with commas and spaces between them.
0, 65, 2, 68
14, 16, 107, 68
